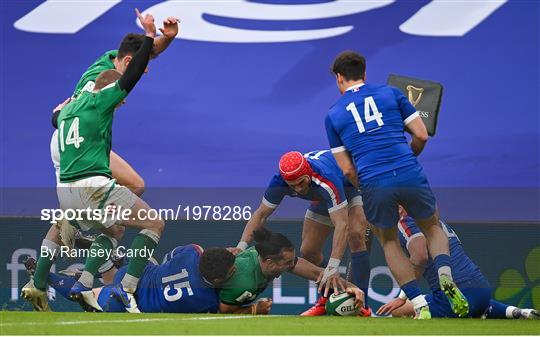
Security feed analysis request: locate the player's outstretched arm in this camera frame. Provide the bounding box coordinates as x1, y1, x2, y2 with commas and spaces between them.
292, 258, 348, 295
405, 117, 429, 156
231, 203, 276, 253
218, 299, 272, 315
152, 16, 180, 56
117, 9, 156, 94
316, 206, 349, 295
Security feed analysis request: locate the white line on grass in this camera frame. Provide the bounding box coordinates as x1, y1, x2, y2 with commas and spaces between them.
0, 315, 285, 327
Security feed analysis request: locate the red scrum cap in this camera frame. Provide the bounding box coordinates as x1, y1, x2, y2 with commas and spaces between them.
279, 151, 313, 181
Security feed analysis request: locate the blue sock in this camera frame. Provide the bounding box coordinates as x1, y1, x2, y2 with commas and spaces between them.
48, 273, 77, 300
401, 280, 422, 300
485, 300, 511, 319
350, 251, 370, 308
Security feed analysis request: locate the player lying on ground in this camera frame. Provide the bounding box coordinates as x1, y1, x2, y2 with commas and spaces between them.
221, 228, 364, 314
47, 245, 235, 313
53, 10, 166, 313
376, 212, 538, 319
46, 230, 363, 314
22, 11, 179, 312
231, 150, 371, 316
325, 50, 468, 318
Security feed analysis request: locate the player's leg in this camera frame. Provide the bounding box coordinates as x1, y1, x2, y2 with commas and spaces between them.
362, 179, 430, 318
399, 168, 468, 317
75, 225, 124, 292
114, 197, 164, 309
299, 213, 332, 265
299, 210, 333, 316
485, 300, 539, 319
347, 201, 371, 313
110, 150, 145, 196
21, 223, 61, 311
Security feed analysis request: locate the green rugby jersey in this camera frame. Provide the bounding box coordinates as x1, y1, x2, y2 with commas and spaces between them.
72, 50, 117, 97
219, 247, 270, 305
58, 81, 127, 182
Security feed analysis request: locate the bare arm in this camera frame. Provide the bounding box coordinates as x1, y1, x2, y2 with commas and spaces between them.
218, 299, 272, 315
405, 117, 429, 156
152, 16, 179, 56
238, 203, 276, 245
332, 151, 359, 189
328, 207, 348, 261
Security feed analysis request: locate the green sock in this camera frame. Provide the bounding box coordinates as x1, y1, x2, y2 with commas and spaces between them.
78, 235, 114, 288
34, 239, 60, 290
122, 231, 159, 291
33, 256, 54, 290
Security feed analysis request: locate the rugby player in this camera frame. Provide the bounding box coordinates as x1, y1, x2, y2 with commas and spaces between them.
21, 12, 179, 312
45, 229, 363, 314
51, 10, 165, 313
47, 245, 235, 313
324, 50, 468, 318
232, 150, 371, 315
377, 213, 539, 319
222, 228, 364, 314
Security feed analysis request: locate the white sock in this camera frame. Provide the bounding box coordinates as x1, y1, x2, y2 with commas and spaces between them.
121, 274, 139, 293
506, 306, 517, 318
438, 266, 453, 280
411, 295, 428, 309
78, 271, 94, 288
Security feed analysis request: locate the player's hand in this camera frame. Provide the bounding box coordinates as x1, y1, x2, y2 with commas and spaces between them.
53, 97, 71, 113
316, 268, 346, 297
226, 247, 243, 255
376, 297, 406, 316
159, 16, 180, 39
254, 298, 273, 314
345, 287, 365, 309
135, 8, 156, 38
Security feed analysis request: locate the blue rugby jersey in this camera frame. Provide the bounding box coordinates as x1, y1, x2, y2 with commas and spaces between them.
325, 83, 421, 182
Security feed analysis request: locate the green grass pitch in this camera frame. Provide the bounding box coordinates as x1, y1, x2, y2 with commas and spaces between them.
1, 312, 539, 335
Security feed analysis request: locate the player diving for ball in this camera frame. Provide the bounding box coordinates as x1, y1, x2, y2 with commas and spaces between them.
21, 10, 179, 312
231, 150, 371, 316
324, 50, 469, 318
376, 211, 539, 319
43, 228, 364, 314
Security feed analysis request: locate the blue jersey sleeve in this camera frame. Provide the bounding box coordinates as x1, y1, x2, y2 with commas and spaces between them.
325, 114, 345, 153
263, 174, 288, 208
390, 86, 418, 126
311, 170, 348, 213
397, 216, 424, 249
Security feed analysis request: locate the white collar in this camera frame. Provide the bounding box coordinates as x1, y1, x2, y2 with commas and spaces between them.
346, 83, 365, 92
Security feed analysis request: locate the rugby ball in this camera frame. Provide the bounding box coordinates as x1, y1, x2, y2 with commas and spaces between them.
325, 291, 358, 316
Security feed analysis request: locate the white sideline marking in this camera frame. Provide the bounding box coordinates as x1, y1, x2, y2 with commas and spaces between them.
0, 315, 285, 327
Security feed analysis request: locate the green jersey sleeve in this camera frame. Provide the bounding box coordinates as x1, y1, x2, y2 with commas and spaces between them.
73, 50, 117, 97
94, 81, 127, 115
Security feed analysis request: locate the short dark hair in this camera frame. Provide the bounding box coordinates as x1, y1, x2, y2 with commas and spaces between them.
199, 247, 235, 282
94, 69, 122, 90
253, 228, 294, 261
331, 50, 366, 81
117, 33, 146, 59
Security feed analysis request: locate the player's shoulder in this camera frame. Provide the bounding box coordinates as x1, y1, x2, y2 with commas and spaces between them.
102, 50, 118, 60
268, 173, 287, 187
